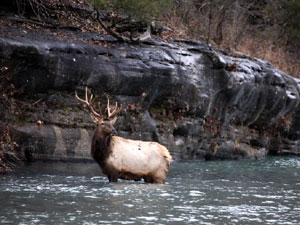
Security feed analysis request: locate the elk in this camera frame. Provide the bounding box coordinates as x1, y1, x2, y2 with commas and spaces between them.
75, 88, 172, 183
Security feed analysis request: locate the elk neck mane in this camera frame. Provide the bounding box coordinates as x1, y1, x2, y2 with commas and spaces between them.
91, 130, 113, 167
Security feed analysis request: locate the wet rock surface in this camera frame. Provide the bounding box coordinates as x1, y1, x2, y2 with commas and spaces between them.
1, 26, 300, 162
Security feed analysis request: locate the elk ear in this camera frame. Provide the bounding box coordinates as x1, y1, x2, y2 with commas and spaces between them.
111, 117, 118, 125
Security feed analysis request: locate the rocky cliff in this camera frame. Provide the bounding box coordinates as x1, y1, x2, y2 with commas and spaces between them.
1, 25, 300, 162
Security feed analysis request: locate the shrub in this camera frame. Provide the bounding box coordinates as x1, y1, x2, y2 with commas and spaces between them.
92, 0, 173, 23
0, 126, 19, 174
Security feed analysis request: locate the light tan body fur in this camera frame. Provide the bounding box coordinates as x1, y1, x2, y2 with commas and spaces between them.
102, 136, 171, 183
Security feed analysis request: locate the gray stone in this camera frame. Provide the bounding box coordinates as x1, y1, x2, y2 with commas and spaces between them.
1, 29, 300, 161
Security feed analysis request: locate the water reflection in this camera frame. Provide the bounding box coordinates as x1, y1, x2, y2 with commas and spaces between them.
1, 157, 300, 224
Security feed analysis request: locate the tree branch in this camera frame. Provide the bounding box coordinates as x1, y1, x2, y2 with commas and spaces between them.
94, 9, 131, 43
93, 8, 151, 44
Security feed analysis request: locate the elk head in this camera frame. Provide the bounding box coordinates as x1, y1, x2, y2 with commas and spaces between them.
75, 87, 122, 138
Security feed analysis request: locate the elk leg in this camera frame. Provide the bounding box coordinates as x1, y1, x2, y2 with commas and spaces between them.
108, 175, 118, 182
153, 178, 164, 184
152, 170, 167, 184
143, 176, 155, 183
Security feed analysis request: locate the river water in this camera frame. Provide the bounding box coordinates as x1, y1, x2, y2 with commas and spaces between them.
1, 157, 300, 225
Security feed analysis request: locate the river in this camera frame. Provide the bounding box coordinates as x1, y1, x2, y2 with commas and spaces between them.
1, 157, 300, 225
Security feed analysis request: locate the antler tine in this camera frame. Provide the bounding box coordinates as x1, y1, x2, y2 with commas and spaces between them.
107, 98, 112, 118
89, 93, 94, 103
85, 86, 88, 103
107, 98, 122, 118
75, 87, 102, 118
97, 102, 101, 112
75, 90, 85, 104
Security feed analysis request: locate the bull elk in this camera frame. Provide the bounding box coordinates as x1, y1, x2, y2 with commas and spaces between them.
75, 88, 172, 183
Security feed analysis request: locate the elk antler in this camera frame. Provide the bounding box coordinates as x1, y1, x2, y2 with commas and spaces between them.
75, 87, 102, 118
107, 98, 122, 119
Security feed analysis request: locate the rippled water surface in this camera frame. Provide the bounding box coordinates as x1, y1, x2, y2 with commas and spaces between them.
1, 157, 300, 225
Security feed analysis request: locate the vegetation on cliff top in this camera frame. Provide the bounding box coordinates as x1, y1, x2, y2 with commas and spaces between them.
1, 0, 299, 76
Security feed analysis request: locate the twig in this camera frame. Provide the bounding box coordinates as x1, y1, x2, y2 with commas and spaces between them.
94, 8, 131, 43
93, 8, 151, 44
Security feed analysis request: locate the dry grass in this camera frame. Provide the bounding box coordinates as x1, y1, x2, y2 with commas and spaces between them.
235, 37, 300, 78
159, 6, 300, 78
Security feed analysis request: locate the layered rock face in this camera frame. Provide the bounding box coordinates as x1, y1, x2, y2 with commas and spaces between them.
1, 29, 300, 161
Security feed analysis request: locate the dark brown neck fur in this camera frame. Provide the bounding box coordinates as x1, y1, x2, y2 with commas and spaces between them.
91, 129, 112, 168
